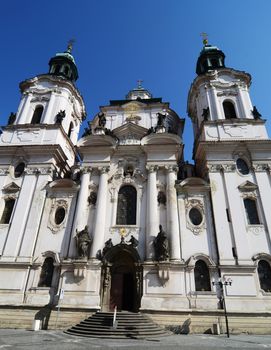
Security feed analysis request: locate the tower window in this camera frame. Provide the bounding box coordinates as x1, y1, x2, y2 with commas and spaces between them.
31, 106, 44, 124
54, 65, 61, 74
223, 101, 237, 119
257, 260, 271, 292
0, 198, 15, 224
68, 122, 73, 138
244, 198, 260, 225
38, 257, 54, 287
116, 185, 137, 225
14, 162, 25, 178
236, 158, 250, 175
194, 260, 211, 292
64, 66, 69, 75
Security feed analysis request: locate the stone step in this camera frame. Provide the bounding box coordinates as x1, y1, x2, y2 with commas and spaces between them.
65, 311, 169, 338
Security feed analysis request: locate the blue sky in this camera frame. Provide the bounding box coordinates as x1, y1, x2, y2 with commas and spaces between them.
1, 0, 271, 161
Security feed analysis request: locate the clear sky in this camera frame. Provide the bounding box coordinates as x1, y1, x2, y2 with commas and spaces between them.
1, 0, 271, 161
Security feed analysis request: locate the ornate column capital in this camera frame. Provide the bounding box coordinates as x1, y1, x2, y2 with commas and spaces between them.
165, 165, 178, 174
80, 166, 92, 175
98, 166, 110, 174
146, 165, 158, 173
252, 163, 271, 172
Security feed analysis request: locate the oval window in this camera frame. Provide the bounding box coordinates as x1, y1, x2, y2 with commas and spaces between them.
14, 162, 25, 178
189, 207, 203, 226
55, 207, 66, 225
236, 158, 249, 175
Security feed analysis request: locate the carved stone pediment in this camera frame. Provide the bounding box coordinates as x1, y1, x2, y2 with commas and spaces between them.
238, 181, 258, 192
114, 122, 147, 145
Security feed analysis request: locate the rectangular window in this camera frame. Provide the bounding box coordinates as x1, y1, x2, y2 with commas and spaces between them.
244, 198, 260, 225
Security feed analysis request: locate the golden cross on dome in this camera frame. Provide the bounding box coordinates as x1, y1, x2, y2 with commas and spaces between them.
67, 39, 75, 53
200, 32, 208, 46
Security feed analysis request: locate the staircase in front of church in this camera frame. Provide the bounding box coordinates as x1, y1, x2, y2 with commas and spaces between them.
64, 311, 170, 339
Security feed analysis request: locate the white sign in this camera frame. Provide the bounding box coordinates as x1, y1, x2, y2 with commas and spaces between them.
59, 288, 65, 300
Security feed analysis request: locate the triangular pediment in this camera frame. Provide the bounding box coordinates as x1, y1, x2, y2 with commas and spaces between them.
238, 181, 258, 192
113, 122, 147, 141
3, 182, 20, 193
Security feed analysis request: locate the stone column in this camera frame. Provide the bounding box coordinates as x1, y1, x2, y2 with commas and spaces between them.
91, 166, 109, 258
210, 85, 220, 119
146, 165, 159, 260
17, 93, 32, 124
166, 165, 181, 261
3, 168, 38, 260
72, 167, 91, 233
43, 92, 56, 124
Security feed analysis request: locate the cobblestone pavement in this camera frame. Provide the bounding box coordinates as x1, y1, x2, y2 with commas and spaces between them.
0, 330, 271, 350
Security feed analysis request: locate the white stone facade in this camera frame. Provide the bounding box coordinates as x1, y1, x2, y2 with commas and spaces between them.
0, 44, 271, 331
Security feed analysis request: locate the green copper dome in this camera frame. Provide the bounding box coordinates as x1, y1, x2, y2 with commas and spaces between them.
196, 43, 225, 75
48, 43, 78, 82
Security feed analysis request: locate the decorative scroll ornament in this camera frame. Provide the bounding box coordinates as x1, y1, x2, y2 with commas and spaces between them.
185, 198, 206, 235
247, 225, 264, 236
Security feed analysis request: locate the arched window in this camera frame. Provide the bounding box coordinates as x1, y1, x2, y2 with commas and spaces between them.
223, 101, 237, 119
68, 122, 73, 138
54, 65, 61, 74
38, 257, 54, 287
257, 260, 271, 292
64, 66, 69, 75
116, 185, 137, 225
0, 198, 15, 224
31, 106, 44, 124
194, 260, 211, 292
244, 198, 260, 225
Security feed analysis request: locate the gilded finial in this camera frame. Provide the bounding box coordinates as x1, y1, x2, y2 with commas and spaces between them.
67, 39, 75, 53
200, 32, 208, 46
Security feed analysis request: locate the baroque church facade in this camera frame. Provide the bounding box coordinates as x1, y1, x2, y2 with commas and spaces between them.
0, 41, 271, 333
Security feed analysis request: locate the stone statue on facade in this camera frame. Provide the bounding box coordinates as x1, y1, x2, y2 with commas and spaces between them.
202, 107, 209, 121
156, 112, 166, 127
98, 112, 106, 128
75, 225, 92, 258
7, 112, 16, 125
153, 225, 169, 261
55, 110, 66, 124
252, 106, 262, 120
102, 238, 113, 257
128, 235, 139, 248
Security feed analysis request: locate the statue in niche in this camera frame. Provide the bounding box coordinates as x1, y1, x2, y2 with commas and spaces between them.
124, 164, 134, 177
202, 107, 210, 121
102, 238, 113, 256
98, 112, 106, 127
128, 235, 138, 248
156, 112, 166, 127
75, 225, 92, 258
88, 191, 97, 205
252, 106, 262, 120
7, 112, 16, 125
157, 191, 166, 205
55, 110, 66, 124
153, 225, 169, 261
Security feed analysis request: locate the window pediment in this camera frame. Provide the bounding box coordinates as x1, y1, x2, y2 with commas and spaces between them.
238, 181, 258, 192
2, 182, 20, 193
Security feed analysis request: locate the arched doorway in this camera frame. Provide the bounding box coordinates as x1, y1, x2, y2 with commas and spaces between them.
101, 244, 142, 312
